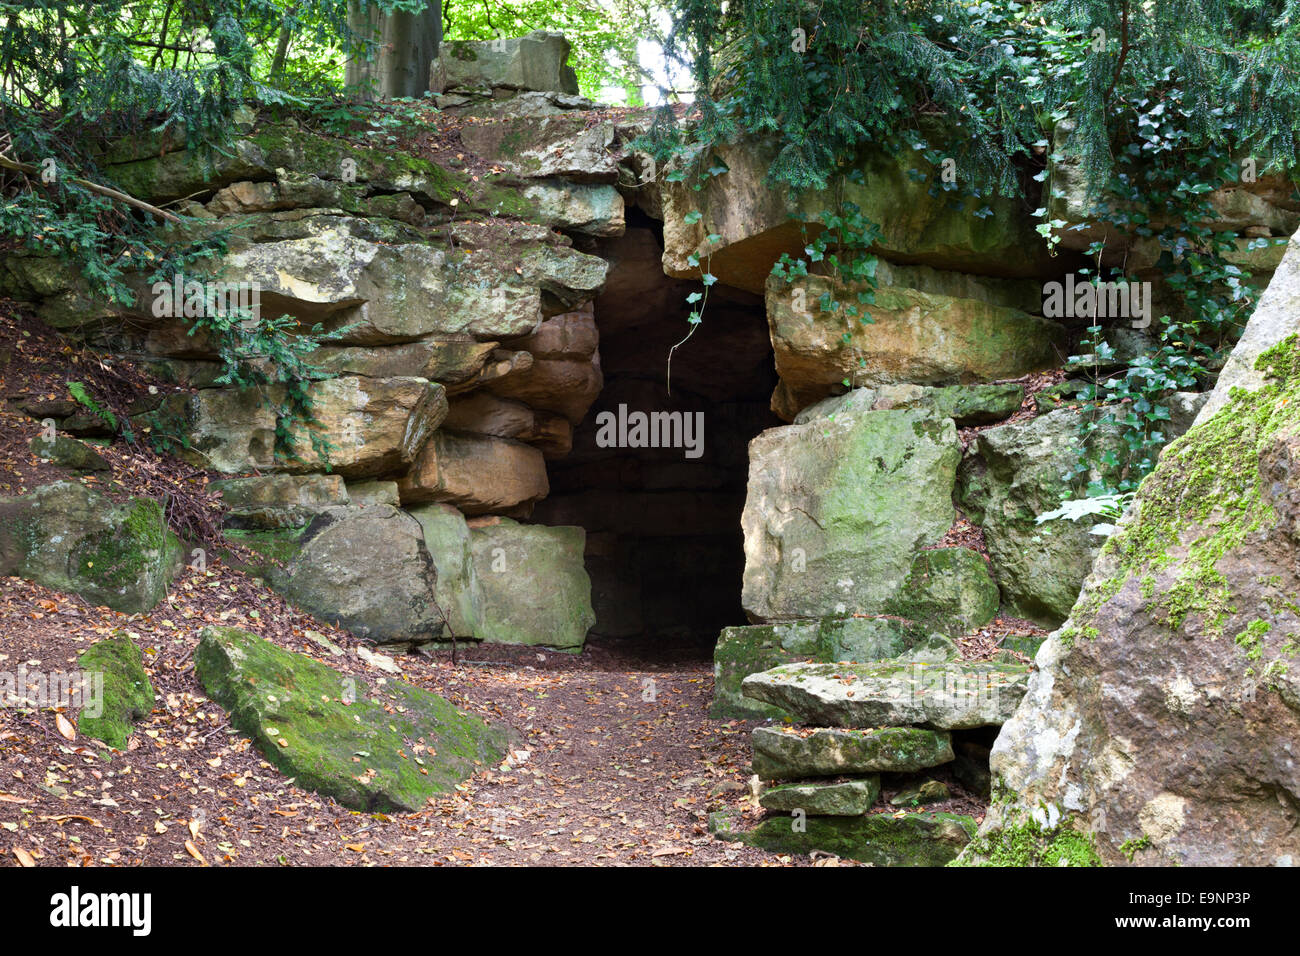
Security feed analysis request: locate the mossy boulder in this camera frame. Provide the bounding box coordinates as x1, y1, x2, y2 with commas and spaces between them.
752, 726, 954, 779
969, 237, 1300, 866
468, 518, 595, 650
76, 633, 155, 749
743, 660, 1031, 730
711, 618, 958, 720
194, 626, 509, 812
0, 482, 182, 612
713, 809, 976, 866
741, 408, 959, 621
958, 408, 1127, 626
760, 778, 881, 815
29, 435, 110, 472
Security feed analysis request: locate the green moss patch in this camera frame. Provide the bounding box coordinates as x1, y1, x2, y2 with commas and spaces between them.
194, 626, 509, 812
77, 633, 154, 750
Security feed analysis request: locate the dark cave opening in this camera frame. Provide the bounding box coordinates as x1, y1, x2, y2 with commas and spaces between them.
532, 210, 781, 660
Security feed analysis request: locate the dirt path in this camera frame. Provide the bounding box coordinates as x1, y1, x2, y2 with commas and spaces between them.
0, 564, 816, 867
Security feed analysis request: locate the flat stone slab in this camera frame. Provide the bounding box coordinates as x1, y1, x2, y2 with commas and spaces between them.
752, 726, 953, 780
760, 778, 880, 815
710, 618, 957, 720
712, 809, 975, 866
742, 660, 1030, 729
195, 626, 508, 812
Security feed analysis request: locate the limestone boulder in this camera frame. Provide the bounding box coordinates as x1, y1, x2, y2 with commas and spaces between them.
431, 31, 580, 95
711, 618, 958, 720
458, 113, 618, 183
751, 726, 954, 778
885, 547, 1001, 632
398, 431, 549, 515
0, 482, 182, 613
964, 230, 1300, 867
219, 220, 543, 344
760, 779, 880, 815
741, 408, 959, 621
794, 382, 1025, 427
662, 134, 1055, 295
154, 376, 446, 478
270, 506, 443, 647
210, 474, 350, 529
712, 810, 974, 866
407, 503, 483, 639
307, 340, 498, 386
521, 182, 625, 237
959, 408, 1127, 626
767, 274, 1064, 419
742, 659, 1032, 729
468, 518, 595, 650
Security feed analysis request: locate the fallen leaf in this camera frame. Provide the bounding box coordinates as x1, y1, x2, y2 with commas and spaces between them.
54, 713, 75, 741
184, 840, 207, 865
13, 847, 35, 867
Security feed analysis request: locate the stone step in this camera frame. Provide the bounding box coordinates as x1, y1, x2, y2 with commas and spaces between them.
759, 778, 880, 815
742, 659, 1030, 729
711, 808, 976, 866
752, 726, 953, 780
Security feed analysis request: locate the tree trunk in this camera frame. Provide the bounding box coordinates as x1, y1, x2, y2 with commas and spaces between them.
345, 0, 442, 100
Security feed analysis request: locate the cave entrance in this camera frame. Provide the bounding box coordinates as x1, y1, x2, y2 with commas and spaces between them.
532, 210, 780, 663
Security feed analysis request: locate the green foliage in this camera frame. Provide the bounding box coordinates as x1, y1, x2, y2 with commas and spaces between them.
662, 0, 1300, 492
0, 2, 369, 461
771, 203, 881, 388
67, 381, 121, 435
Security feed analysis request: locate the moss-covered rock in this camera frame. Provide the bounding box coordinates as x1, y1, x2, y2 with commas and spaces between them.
959, 407, 1127, 626
0, 482, 182, 612
890, 779, 951, 807
752, 726, 954, 779
29, 435, 110, 472
468, 518, 594, 650
194, 626, 508, 812
76, 633, 155, 749
713, 808, 976, 866
886, 547, 1001, 632
969, 234, 1300, 865
759, 778, 881, 815
741, 407, 959, 621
